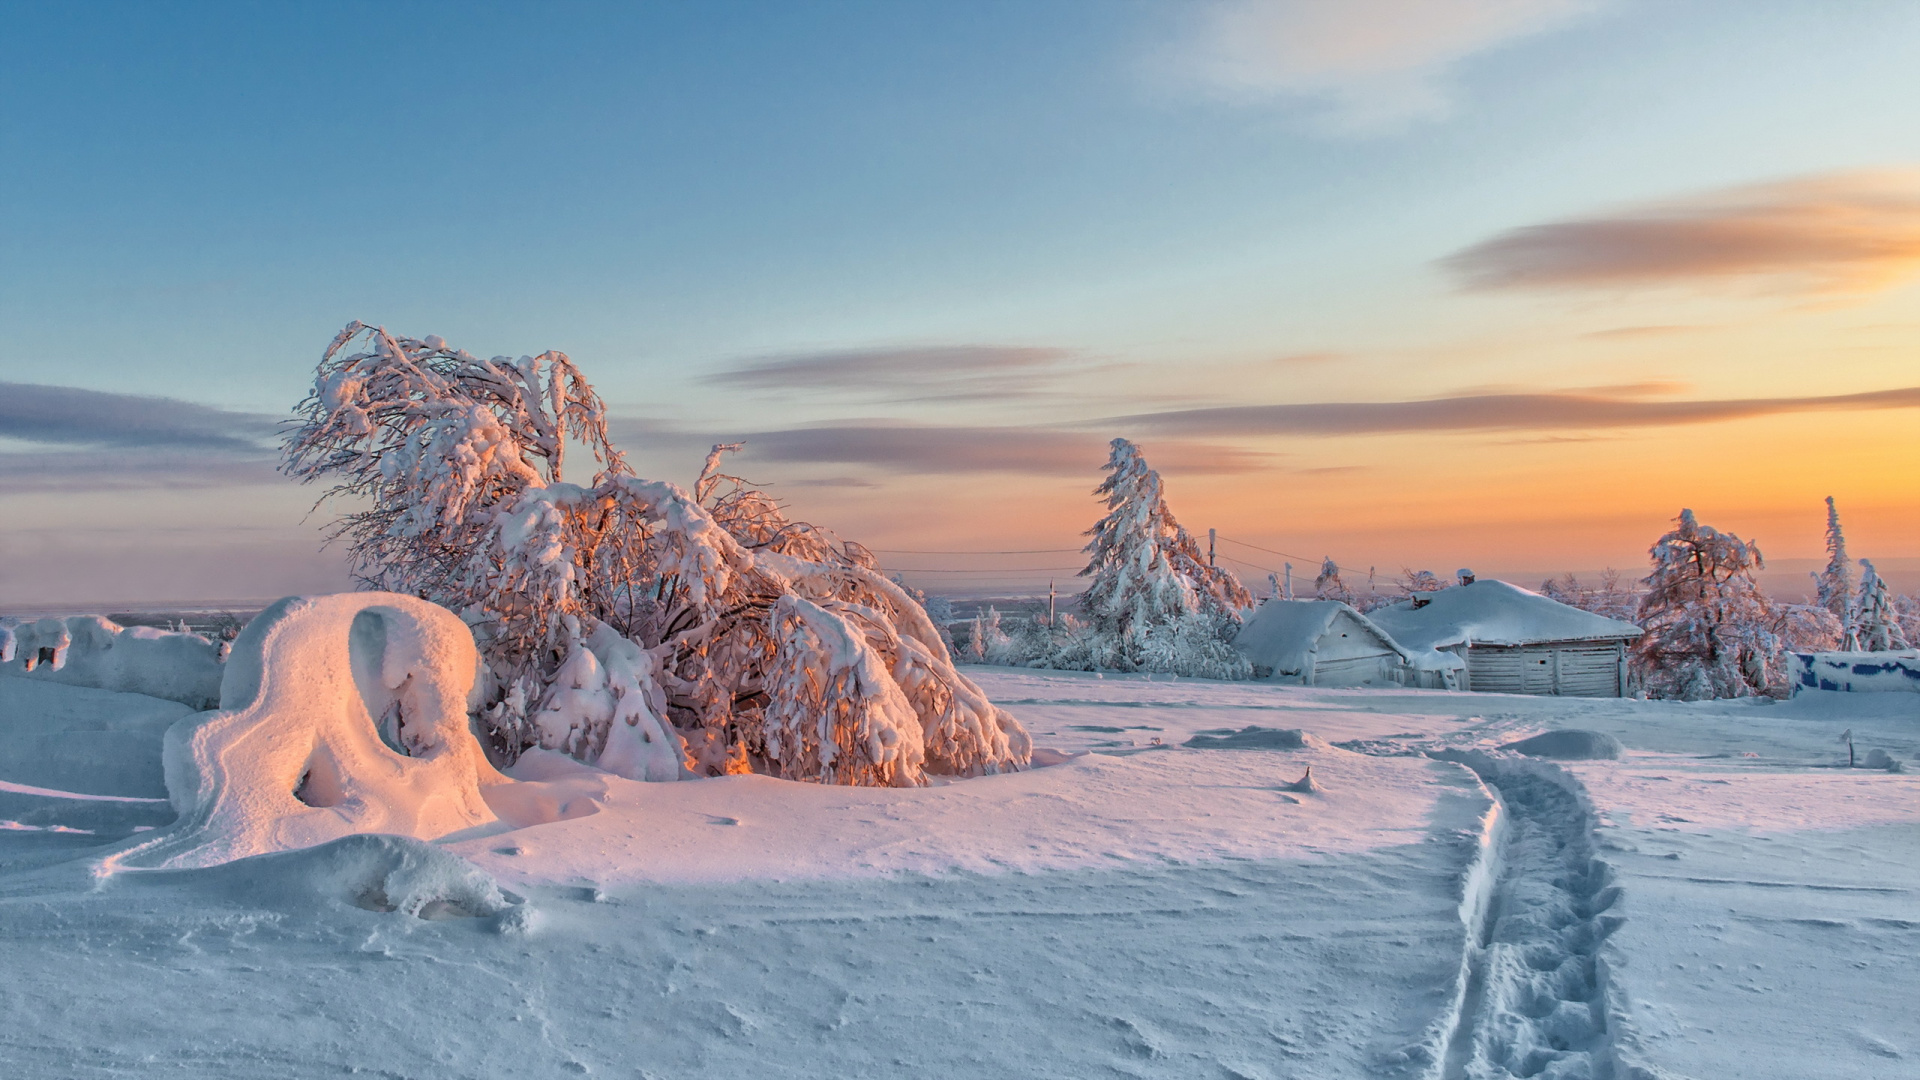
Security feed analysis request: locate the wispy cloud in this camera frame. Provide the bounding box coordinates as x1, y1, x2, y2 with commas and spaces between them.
1578, 324, 1713, 341
1446, 170, 1920, 295
1109, 385, 1920, 437
730, 423, 1271, 477
704, 345, 1086, 403
0, 382, 284, 493
0, 451, 281, 495
1168, 0, 1598, 132
0, 382, 277, 453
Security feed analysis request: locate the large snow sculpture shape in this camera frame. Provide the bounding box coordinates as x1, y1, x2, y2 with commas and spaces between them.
107, 593, 507, 871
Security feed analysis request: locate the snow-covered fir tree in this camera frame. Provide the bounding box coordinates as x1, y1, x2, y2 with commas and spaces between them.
283, 323, 1029, 786
1634, 509, 1781, 699
1852, 559, 1911, 651
1068, 438, 1252, 677
1815, 496, 1855, 645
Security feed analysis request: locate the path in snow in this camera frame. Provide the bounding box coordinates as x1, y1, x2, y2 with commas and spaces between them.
1428, 755, 1626, 1080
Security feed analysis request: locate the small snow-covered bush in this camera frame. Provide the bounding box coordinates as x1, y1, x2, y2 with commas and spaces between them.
1538, 569, 1638, 624
284, 323, 1028, 786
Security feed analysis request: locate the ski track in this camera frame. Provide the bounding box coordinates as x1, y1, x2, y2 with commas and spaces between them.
1423, 752, 1630, 1080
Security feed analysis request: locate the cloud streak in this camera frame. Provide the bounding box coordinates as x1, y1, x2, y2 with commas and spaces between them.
1109, 385, 1920, 437
0, 382, 278, 453
704, 345, 1083, 403
1171, 0, 1597, 131
731, 423, 1271, 477
1446, 170, 1920, 295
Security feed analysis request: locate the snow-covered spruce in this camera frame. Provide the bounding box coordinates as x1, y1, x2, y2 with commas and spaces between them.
1815, 495, 1855, 644
1633, 509, 1781, 700
283, 323, 1028, 786
988, 438, 1252, 678
1852, 558, 1911, 652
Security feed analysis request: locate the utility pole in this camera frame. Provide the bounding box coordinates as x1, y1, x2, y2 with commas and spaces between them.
1047, 579, 1056, 626
1283, 562, 1293, 600
1208, 528, 1216, 568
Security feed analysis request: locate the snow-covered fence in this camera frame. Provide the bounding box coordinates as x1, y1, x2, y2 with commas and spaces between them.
0, 615, 224, 709
1788, 650, 1920, 695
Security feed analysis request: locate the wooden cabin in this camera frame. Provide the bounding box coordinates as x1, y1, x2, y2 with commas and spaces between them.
1368, 580, 1642, 697
1232, 599, 1420, 687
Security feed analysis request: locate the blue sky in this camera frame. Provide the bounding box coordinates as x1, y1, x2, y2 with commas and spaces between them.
4, 0, 1920, 603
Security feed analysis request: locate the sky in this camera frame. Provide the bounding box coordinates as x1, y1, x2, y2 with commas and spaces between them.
3, 0, 1919, 604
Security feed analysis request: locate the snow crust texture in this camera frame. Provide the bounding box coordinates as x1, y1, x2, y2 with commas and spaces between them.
105, 593, 507, 871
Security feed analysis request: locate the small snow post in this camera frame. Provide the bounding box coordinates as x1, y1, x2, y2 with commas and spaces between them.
283, 323, 1029, 787
1075, 438, 1252, 677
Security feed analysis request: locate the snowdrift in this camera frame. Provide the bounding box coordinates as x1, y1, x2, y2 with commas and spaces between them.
105, 593, 509, 871
0, 616, 224, 709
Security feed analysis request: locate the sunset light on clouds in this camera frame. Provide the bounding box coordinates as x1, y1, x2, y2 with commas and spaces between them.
2, 0, 1918, 603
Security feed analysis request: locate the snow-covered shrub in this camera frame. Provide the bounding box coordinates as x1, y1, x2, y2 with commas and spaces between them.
1634, 509, 1781, 699
1313, 557, 1355, 605
284, 323, 1027, 786
1538, 570, 1638, 624
1852, 559, 1911, 651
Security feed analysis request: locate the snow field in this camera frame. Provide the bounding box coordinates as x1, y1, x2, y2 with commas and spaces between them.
1, 663, 1915, 1078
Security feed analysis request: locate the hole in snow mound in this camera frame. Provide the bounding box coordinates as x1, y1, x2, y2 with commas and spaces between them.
291, 745, 348, 808
1498, 730, 1624, 761
1184, 726, 1307, 751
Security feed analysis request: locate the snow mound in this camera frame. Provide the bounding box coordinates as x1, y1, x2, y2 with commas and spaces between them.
180, 833, 522, 923
104, 593, 507, 871
1498, 729, 1625, 760
0, 615, 224, 709
1184, 725, 1307, 750
1861, 748, 1905, 773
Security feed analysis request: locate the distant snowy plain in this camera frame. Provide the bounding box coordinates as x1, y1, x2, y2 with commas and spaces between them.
1, 668, 1914, 1079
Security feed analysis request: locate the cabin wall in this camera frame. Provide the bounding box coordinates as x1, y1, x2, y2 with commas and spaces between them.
1307, 611, 1409, 687
1462, 640, 1626, 697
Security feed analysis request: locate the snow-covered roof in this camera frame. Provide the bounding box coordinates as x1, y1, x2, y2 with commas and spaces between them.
1233, 599, 1407, 672
1367, 579, 1642, 652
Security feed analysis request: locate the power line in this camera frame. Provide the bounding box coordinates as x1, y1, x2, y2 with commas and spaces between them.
879, 564, 1090, 572
1214, 535, 1321, 564
871, 548, 1082, 555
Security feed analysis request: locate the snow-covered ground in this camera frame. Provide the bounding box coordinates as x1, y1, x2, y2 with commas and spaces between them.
1, 667, 1914, 1078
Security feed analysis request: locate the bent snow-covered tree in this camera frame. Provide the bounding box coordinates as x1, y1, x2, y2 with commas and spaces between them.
283, 323, 1029, 786
1634, 509, 1780, 699
1073, 438, 1252, 677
